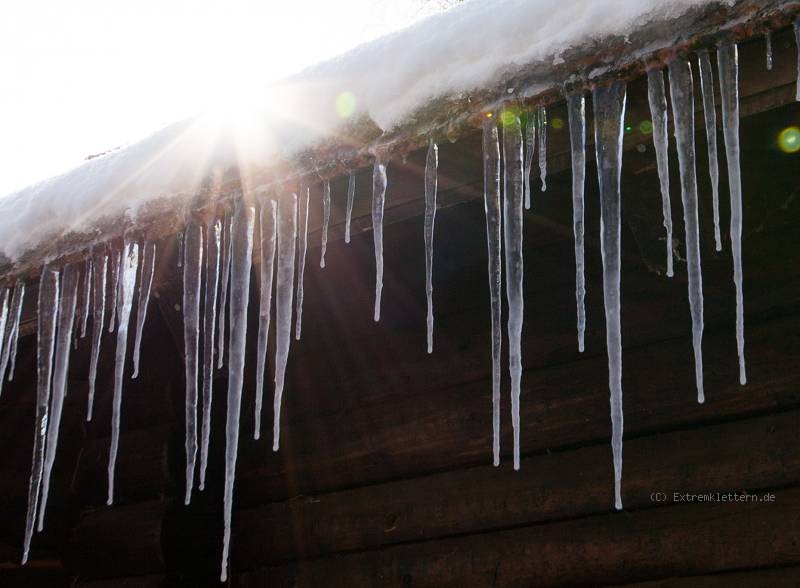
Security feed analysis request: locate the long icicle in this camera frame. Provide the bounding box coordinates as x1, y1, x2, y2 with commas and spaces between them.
538, 106, 547, 192
765, 31, 773, 71
0, 281, 24, 393
698, 50, 723, 252
38, 263, 79, 532
718, 42, 747, 385
220, 201, 255, 583
483, 119, 502, 467
254, 199, 277, 440
79, 258, 92, 338
503, 112, 525, 471
320, 180, 331, 268
182, 221, 203, 504
199, 218, 221, 490
273, 193, 297, 452
107, 239, 139, 505
108, 247, 120, 333
567, 94, 587, 353
424, 139, 438, 354
131, 241, 156, 378
295, 187, 309, 341
87, 250, 107, 421
593, 81, 627, 511
646, 68, 675, 277
0, 288, 9, 378
372, 160, 387, 322
345, 172, 356, 243
669, 59, 705, 404
795, 21, 800, 100
217, 210, 232, 369
523, 112, 536, 210
22, 265, 59, 564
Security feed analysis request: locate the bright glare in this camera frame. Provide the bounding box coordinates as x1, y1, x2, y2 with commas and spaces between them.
0, 0, 445, 197
778, 125, 800, 154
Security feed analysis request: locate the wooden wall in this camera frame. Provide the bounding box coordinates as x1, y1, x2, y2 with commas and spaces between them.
1, 31, 800, 587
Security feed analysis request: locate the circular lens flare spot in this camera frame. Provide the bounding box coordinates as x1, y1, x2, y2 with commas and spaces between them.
778, 126, 800, 153
336, 91, 357, 119
551, 117, 564, 130
500, 109, 518, 127
639, 120, 653, 134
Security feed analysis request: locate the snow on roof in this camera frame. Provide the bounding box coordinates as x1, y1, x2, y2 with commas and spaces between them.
0, 0, 734, 263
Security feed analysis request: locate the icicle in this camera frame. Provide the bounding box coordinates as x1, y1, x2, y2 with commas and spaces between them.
22, 266, 59, 565
424, 139, 438, 354
177, 231, 184, 268
87, 251, 107, 421
199, 219, 221, 490
272, 193, 297, 452
80, 259, 92, 338
107, 240, 139, 506
718, 42, 747, 385
698, 50, 723, 252
220, 202, 255, 583
523, 113, 536, 210
765, 31, 773, 71
502, 113, 525, 471
669, 60, 706, 404
482, 119, 502, 468
217, 211, 232, 369
320, 180, 331, 268
593, 81, 626, 511
38, 264, 79, 532
108, 247, 120, 333
372, 160, 387, 322
0, 281, 24, 393
254, 199, 277, 440
295, 187, 309, 341
646, 69, 675, 277
0, 288, 8, 374
345, 172, 356, 244
795, 21, 800, 101
73, 268, 83, 349
567, 94, 587, 353
537, 106, 547, 192
131, 241, 156, 379
182, 222, 203, 504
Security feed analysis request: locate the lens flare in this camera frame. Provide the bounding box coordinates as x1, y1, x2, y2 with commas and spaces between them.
500, 109, 518, 126
336, 91, 357, 119
639, 120, 653, 134
551, 117, 564, 130
778, 126, 800, 153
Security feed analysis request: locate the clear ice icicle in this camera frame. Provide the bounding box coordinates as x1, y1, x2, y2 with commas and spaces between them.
718, 42, 747, 385
217, 211, 232, 369
182, 222, 203, 504
220, 202, 254, 583
320, 180, 331, 268
424, 139, 438, 354
765, 31, 773, 71
107, 240, 139, 505
22, 265, 59, 564
372, 160, 387, 322
132, 241, 156, 379
273, 193, 297, 452
0, 281, 24, 393
538, 107, 547, 192
108, 247, 120, 332
795, 21, 800, 101
345, 172, 356, 243
38, 263, 79, 532
593, 81, 626, 511
698, 50, 722, 252
524, 113, 536, 210
483, 119, 502, 467
567, 94, 587, 353
254, 199, 277, 440
646, 69, 675, 277
295, 187, 309, 341
5, 282, 25, 384
199, 219, 221, 490
669, 59, 706, 405
177, 231, 184, 268
79, 259, 92, 338
503, 113, 525, 471
0, 288, 8, 377
87, 251, 107, 421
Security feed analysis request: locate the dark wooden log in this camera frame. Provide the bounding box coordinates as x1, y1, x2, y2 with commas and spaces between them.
66, 500, 168, 579
236, 486, 800, 587
232, 409, 800, 567
617, 566, 800, 587
74, 574, 166, 588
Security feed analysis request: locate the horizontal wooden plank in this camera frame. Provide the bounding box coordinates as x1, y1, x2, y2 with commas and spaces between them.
232, 409, 800, 567
615, 565, 800, 587
237, 486, 800, 587
74, 574, 166, 588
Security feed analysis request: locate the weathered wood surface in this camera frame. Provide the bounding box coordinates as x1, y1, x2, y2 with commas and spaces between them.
617, 566, 800, 587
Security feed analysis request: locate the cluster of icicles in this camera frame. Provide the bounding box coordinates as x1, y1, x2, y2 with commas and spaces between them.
11, 28, 800, 581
